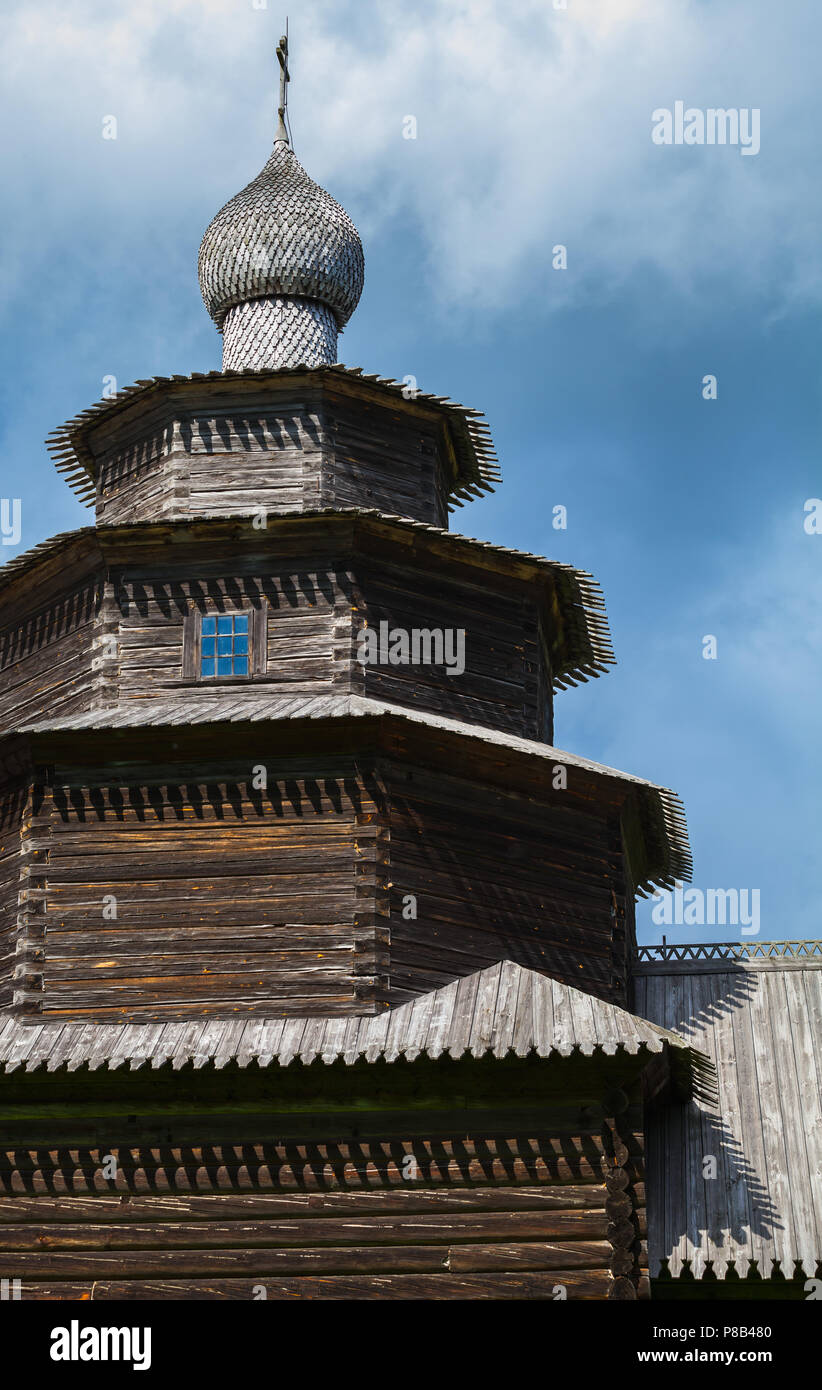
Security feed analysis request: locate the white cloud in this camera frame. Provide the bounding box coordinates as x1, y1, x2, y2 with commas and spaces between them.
2, 0, 822, 326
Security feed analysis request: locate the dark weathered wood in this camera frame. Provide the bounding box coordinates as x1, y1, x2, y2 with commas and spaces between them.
14, 767, 390, 1020
0, 779, 27, 1007
0, 1207, 613, 1253
0, 577, 100, 729
85, 1270, 614, 1299
0, 1097, 646, 1299
1, 720, 642, 1021
0, 1185, 612, 1223
89, 378, 461, 529
0, 358, 666, 1306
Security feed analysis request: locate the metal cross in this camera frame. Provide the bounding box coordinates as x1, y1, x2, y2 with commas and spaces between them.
276, 26, 290, 143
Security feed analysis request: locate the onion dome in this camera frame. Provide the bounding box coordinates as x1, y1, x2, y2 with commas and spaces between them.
198, 135, 364, 371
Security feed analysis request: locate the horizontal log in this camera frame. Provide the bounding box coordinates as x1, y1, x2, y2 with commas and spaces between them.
38, 848, 362, 881
32, 992, 361, 1021
41, 936, 360, 960
0, 1239, 617, 1279
40, 963, 359, 989
7, 1282, 94, 1301
0, 1209, 610, 1253
447, 1241, 611, 1272
0, 1215, 615, 1255
83, 1270, 614, 1299
0, 1185, 611, 1224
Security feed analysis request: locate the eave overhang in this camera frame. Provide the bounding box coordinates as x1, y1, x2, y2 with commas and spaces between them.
45, 366, 500, 511
0, 510, 615, 691
3, 691, 691, 894
0, 961, 709, 1088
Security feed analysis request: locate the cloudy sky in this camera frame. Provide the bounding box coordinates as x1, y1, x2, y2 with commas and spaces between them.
2, 0, 820, 945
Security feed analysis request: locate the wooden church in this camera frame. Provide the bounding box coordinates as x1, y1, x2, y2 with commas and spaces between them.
0, 42, 818, 1301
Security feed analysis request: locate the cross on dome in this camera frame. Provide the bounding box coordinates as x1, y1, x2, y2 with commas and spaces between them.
276, 31, 290, 144
197, 31, 364, 372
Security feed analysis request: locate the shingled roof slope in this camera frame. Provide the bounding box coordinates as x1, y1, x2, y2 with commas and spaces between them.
0, 960, 704, 1076
0, 510, 614, 690
14, 691, 691, 891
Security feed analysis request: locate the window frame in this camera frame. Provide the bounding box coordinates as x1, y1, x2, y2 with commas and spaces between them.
183, 605, 267, 682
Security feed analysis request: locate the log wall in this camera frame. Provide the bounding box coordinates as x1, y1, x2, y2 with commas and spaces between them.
181, 404, 323, 520
7, 739, 635, 1019
112, 558, 551, 740
385, 761, 632, 1005
322, 388, 448, 526
0, 528, 556, 743
94, 385, 451, 528
0, 577, 100, 726
0, 1114, 647, 1300
0, 780, 26, 1010
115, 568, 346, 702
355, 561, 551, 741
14, 761, 389, 1022
95, 412, 172, 526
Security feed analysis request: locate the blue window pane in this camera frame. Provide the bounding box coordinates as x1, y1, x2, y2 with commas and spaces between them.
199, 611, 253, 679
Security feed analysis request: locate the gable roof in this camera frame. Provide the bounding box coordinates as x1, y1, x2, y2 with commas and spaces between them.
0, 960, 704, 1078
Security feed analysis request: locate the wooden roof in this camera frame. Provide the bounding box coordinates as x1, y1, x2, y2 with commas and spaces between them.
45, 366, 500, 510
14, 691, 691, 892
0, 509, 614, 690
635, 943, 822, 1280
0, 960, 700, 1075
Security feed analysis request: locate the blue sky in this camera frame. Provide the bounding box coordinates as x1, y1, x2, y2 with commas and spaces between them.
1, 0, 820, 945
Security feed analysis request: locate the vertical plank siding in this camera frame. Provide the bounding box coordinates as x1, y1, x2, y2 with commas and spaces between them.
636, 960, 822, 1279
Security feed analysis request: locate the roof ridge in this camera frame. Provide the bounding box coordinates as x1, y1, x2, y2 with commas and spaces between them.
0, 958, 704, 1076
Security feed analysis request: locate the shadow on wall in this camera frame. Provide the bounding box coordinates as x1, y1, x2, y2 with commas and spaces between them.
645, 966, 787, 1278
1, 1131, 630, 1193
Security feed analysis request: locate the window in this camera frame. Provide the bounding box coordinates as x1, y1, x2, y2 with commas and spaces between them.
182, 605, 266, 681
200, 613, 249, 678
